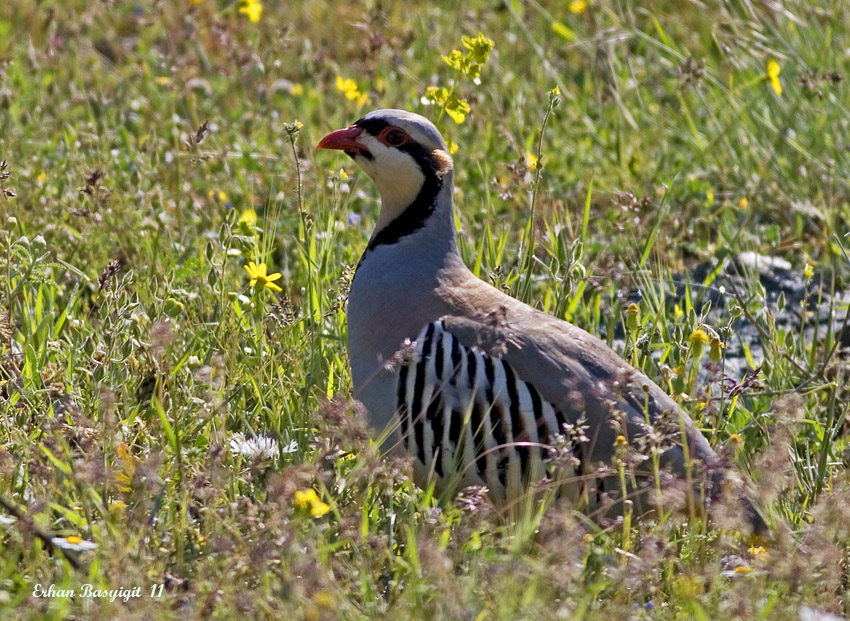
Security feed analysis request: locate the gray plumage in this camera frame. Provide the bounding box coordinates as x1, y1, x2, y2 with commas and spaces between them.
318, 109, 764, 527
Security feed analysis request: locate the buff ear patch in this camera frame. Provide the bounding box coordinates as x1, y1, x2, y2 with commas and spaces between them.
432, 149, 454, 176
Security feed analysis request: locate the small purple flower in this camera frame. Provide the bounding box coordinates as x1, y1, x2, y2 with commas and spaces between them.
348, 213, 361, 226
646, 601, 654, 609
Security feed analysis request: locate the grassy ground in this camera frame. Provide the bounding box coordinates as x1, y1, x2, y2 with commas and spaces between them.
1, 0, 849, 618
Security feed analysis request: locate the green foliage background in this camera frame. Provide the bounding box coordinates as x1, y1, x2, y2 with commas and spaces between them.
0, 0, 848, 618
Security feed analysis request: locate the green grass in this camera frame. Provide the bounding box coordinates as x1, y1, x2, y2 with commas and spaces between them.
1, 0, 849, 618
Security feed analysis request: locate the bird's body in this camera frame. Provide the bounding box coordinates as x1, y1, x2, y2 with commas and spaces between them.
318, 110, 761, 525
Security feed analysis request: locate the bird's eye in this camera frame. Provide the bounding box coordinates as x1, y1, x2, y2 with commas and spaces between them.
383, 128, 407, 146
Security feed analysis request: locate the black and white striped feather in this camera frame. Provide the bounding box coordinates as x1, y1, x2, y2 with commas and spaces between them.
394, 320, 587, 504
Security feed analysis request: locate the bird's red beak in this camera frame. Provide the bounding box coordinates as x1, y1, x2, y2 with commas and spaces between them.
316, 126, 366, 156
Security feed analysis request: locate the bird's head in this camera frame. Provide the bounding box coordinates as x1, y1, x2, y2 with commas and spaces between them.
317, 109, 453, 231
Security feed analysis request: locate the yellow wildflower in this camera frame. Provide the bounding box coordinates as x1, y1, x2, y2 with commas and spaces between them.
36, 172, 47, 183
551, 86, 561, 97
238, 208, 257, 226
294, 489, 330, 517
291, 83, 304, 96
674, 304, 684, 319
689, 328, 710, 346
445, 100, 470, 124
462, 33, 495, 65
244, 261, 282, 292
526, 152, 539, 170
442, 34, 494, 81
313, 499, 329, 516
569, 0, 588, 13
767, 60, 782, 95
447, 139, 459, 154
239, 0, 263, 23
443, 50, 469, 74
804, 263, 814, 280
734, 565, 754, 574
689, 328, 710, 362
114, 443, 135, 493
424, 86, 471, 124
748, 546, 767, 558
739, 197, 748, 210
729, 433, 743, 447
336, 76, 363, 101
614, 434, 628, 449
294, 489, 315, 508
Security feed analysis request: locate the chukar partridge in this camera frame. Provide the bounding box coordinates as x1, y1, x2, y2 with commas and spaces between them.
318, 109, 764, 529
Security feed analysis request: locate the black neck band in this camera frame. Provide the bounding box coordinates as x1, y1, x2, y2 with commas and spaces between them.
354, 117, 445, 252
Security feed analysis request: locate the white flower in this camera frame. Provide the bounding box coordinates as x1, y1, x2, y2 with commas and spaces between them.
229, 433, 295, 460
52, 536, 97, 551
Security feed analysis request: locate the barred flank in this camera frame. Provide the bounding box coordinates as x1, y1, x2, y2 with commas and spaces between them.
394, 320, 580, 503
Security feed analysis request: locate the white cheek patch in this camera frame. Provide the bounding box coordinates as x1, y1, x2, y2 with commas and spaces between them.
356, 136, 426, 228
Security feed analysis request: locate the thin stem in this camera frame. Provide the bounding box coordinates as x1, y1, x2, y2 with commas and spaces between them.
519, 95, 558, 302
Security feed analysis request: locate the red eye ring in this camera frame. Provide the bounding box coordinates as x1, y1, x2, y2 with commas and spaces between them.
379, 127, 408, 147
